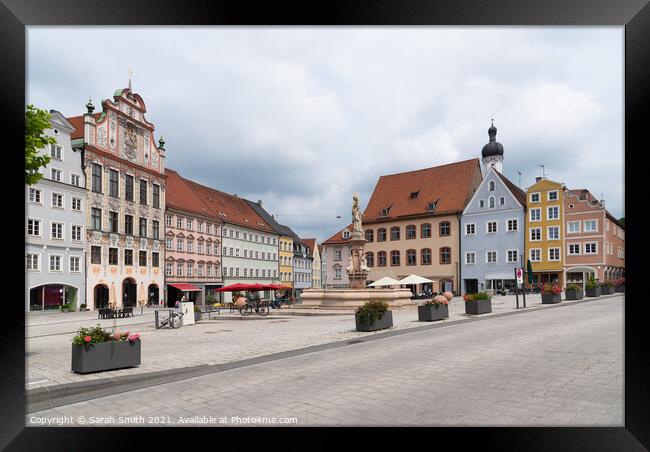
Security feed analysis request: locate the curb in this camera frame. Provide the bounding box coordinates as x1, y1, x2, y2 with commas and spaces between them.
26, 293, 623, 413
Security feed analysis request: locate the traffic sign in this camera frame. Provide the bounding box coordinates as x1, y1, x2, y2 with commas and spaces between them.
515, 268, 524, 286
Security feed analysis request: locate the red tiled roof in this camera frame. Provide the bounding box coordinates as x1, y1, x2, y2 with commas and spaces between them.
165, 169, 215, 219
67, 114, 101, 140
363, 158, 483, 223
322, 224, 353, 245
302, 238, 317, 256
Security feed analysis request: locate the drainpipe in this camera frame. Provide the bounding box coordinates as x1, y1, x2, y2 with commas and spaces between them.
457, 213, 462, 295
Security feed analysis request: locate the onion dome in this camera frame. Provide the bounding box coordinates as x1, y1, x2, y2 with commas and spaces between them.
481, 119, 504, 158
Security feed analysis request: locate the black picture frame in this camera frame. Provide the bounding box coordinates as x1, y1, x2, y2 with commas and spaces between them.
2, 0, 647, 449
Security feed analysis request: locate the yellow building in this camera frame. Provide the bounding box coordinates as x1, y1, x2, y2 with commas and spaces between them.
279, 235, 294, 289
525, 177, 565, 287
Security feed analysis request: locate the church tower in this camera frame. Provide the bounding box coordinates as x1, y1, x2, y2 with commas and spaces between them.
481, 119, 504, 175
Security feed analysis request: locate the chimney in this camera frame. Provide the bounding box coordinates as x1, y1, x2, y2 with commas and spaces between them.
535, 176, 543, 183
258, 199, 263, 206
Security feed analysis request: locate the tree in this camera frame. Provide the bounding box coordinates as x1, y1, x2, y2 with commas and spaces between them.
618, 217, 625, 227
25, 105, 57, 185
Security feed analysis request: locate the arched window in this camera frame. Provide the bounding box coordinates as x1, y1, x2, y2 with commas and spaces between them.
377, 228, 387, 242
440, 247, 451, 264
489, 180, 495, 191
421, 248, 432, 265
365, 229, 374, 242
440, 221, 451, 236
365, 252, 374, 267
406, 225, 416, 239
390, 250, 400, 266
406, 249, 417, 266
390, 226, 400, 241
421, 223, 432, 238
377, 251, 387, 267
489, 196, 495, 208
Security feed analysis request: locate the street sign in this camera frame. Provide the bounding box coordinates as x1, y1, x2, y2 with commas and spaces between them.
515, 268, 524, 286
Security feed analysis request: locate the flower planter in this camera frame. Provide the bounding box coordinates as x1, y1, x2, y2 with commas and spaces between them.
585, 287, 601, 297
465, 299, 492, 315
418, 304, 449, 321
564, 289, 583, 301
600, 286, 614, 295
615, 285, 625, 293
194, 312, 202, 322
71, 340, 141, 374
355, 310, 393, 332
541, 293, 562, 304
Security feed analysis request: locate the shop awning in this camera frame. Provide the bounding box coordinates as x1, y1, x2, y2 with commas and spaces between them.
168, 283, 202, 292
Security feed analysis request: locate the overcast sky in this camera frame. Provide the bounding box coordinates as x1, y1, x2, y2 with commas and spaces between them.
27, 27, 624, 242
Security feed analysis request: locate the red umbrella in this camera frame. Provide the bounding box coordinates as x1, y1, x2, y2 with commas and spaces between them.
215, 283, 261, 292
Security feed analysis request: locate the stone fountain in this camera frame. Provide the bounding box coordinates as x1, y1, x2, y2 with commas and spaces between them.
299, 194, 414, 309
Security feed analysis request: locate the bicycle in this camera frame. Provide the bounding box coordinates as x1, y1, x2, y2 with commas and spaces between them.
239, 299, 270, 317
159, 310, 185, 328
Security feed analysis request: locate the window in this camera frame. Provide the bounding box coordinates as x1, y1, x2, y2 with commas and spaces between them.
530, 228, 541, 241
187, 240, 193, 253
416, 248, 429, 265
26, 254, 40, 271
109, 169, 119, 197
139, 179, 147, 205
486, 251, 497, 264
500, 197, 505, 205
29, 188, 42, 204
91, 246, 101, 264
50, 144, 63, 159
584, 242, 597, 254
507, 250, 518, 263
51, 222, 63, 239
124, 249, 133, 266
440, 247, 451, 264
206, 265, 212, 277
166, 262, 173, 276
166, 215, 172, 227
465, 223, 475, 235
406, 249, 417, 266
49, 255, 62, 272
166, 238, 173, 250
108, 247, 118, 265
378, 251, 387, 267
584, 220, 597, 232
365, 229, 374, 242
177, 263, 183, 276
530, 208, 541, 222
548, 248, 560, 261
51, 168, 62, 182
479, 200, 485, 208
489, 181, 495, 191
91, 208, 101, 230
507, 219, 518, 231
125, 175, 134, 201
489, 197, 495, 208
125, 215, 133, 236
530, 193, 540, 203
71, 225, 82, 241
377, 228, 387, 242
152, 220, 160, 239
365, 252, 374, 267
198, 263, 203, 276
109, 211, 118, 233
334, 248, 342, 261
487, 221, 497, 233
198, 241, 203, 254
547, 206, 559, 220
406, 225, 416, 239
334, 265, 342, 279
71, 174, 81, 187
548, 190, 558, 201
91, 163, 102, 192
568, 243, 581, 255
177, 217, 183, 228
139, 218, 147, 237
390, 250, 400, 266
51, 193, 63, 208
568, 221, 581, 233
439, 222, 450, 236
421, 223, 431, 238
139, 251, 147, 266
72, 197, 82, 211
198, 222, 203, 233
465, 252, 475, 265
187, 219, 193, 230
153, 184, 160, 208
390, 227, 400, 241
529, 249, 541, 262
547, 226, 560, 240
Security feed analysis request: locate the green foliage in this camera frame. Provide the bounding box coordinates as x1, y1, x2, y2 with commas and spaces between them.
356, 299, 388, 322
194, 305, 202, 312
463, 292, 491, 302
71, 324, 141, 347
60, 303, 70, 311
618, 217, 625, 227
566, 284, 582, 291
25, 105, 57, 185
585, 275, 598, 289
205, 295, 216, 304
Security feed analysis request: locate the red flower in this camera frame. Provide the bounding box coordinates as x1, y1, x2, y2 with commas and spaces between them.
84, 336, 91, 342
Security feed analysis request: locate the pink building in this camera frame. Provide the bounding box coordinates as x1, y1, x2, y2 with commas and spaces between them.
564, 189, 624, 287
164, 169, 223, 306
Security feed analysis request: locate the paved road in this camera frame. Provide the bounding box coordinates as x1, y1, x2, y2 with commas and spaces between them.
27, 297, 623, 427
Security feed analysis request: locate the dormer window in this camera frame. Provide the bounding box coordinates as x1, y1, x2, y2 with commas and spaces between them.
379, 205, 392, 218
427, 201, 437, 212
410, 190, 420, 199
342, 230, 350, 239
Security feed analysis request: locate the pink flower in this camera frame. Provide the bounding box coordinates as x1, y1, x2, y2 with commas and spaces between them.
84, 336, 91, 342
128, 333, 141, 342
114, 333, 121, 340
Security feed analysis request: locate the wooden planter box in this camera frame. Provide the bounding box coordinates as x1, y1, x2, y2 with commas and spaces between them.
356, 311, 393, 332
418, 304, 449, 321
541, 293, 562, 304
71, 340, 141, 374
600, 286, 614, 295
465, 299, 492, 315
615, 285, 625, 293
564, 289, 583, 300
585, 287, 601, 297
